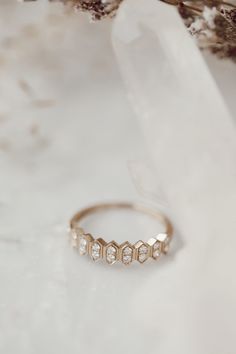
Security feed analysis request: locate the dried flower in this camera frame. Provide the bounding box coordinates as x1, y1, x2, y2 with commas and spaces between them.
67, 0, 123, 20
176, 1, 236, 61
21, 0, 236, 61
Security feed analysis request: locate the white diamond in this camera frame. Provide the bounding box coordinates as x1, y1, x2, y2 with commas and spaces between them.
106, 244, 118, 264
138, 244, 149, 263
123, 255, 132, 264
91, 242, 101, 261
79, 236, 87, 255
107, 254, 116, 263
154, 241, 161, 250
92, 243, 100, 251
108, 253, 116, 260
123, 247, 132, 256
107, 246, 116, 255
139, 253, 147, 262
153, 241, 161, 259
153, 249, 161, 258
139, 245, 148, 254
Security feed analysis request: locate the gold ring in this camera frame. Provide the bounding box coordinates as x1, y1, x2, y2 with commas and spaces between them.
69, 202, 174, 265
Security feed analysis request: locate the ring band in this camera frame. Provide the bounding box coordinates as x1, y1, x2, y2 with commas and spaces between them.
69, 202, 174, 265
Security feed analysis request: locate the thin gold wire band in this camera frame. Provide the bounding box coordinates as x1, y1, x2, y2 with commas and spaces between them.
69, 202, 174, 265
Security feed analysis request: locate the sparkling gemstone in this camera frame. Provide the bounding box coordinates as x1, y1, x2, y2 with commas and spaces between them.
107, 246, 116, 255
79, 236, 87, 255
91, 242, 101, 261
92, 243, 100, 251
106, 244, 118, 265
139, 253, 147, 262
135, 241, 149, 263
122, 246, 133, 265
123, 247, 132, 256
107, 254, 116, 263
123, 254, 132, 264
139, 245, 148, 254
152, 241, 161, 259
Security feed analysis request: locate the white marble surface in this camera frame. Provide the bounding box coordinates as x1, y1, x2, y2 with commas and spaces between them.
0, 1, 235, 354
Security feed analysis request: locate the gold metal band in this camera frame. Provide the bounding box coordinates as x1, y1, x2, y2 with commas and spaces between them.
69, 202, 174, 265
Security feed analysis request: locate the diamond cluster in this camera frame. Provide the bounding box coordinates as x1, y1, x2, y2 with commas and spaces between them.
70, 229, 171, 265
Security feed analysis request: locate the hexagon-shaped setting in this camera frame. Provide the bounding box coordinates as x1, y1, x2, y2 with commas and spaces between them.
157, 233, 171, 254
105, 241, 119, 265
90, 238, 105, 261
120, 242, 134, 265
148, 237, 162, 260
134, 240, 150, 263
70, 227, 84, 249
78, 233, 93, 256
